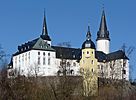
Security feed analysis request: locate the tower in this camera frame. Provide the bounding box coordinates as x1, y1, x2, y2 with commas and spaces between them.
80, 26, 98, 96
40, 11, 51, 46
96, 10, 110, 54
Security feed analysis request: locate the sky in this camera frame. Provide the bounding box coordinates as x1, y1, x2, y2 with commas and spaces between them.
0, 0, 136, 79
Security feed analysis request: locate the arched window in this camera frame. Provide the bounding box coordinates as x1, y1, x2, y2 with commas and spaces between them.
48, 53, 50, 56
70, 69, 74, 75
67, 62, 70, 67
43, 52, 45, 56
48, 58, 50, 65
38, 57, 40, 65
43, 57, 45, 65
73, 62, 76, 66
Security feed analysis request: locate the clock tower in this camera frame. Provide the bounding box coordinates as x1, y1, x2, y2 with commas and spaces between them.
80, 26, 98, 96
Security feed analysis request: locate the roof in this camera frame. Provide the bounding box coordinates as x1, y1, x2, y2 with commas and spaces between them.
52, 46, 81, 60
40, 11, 51, 41
82, 26, 96, 49
95, 50, 129, 62
82, 40, 96, 49
106, 50, 129, 61
13, 37, 55, 56
96, 10, 110, 41
95, 51, 107, 62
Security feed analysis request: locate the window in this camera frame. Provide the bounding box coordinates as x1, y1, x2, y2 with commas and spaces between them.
60, 61, 62, 66
87, 51, 89, 54
43, 57, 45, 65
91, 60, 94, 64
48, 58, 50, 65
92, 51, 93, 54
92, 68, 94, 73
48, 53, 50, 56
43, 52, 45, 56
123, 70, 126, 74
83, 52, 84, 54
67, 62, 70, 67
19, 56, 20, 62
38, 57, 40, 65
38, 52, 40, 55
25, 53, 27, 61
98, 65, 100, 69
73, 62, 76, 66
28, 52, 30, 59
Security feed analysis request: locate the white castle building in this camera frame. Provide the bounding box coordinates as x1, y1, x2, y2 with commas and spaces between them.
8, 10, 129, 80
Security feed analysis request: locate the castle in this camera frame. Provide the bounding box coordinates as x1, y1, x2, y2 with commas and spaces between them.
8, 10, 129, 82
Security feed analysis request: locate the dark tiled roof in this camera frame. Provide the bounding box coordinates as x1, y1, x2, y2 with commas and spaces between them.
95, 51, 107, 62
82, 40, 96, 49
52, 46, 81, 60
106, 50, 129, 61
95, 50, 129, 62
13, 38, 54, 56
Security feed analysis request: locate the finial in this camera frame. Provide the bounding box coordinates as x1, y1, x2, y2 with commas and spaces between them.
42, 8, 48, 35
88, 25, 90, 32
86, 24, 91, 40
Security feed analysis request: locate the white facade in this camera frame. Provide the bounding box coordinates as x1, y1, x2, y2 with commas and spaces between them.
12, 50, 57, 77
97, 59, 129, 80
96, 40, 110, 54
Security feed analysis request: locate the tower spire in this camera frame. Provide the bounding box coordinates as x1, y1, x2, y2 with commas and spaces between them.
42, 9, 48, 35
86, 25, 91, 41
40, 9, 51, 41
96, 9, 110, 54
96, 9, 110, 41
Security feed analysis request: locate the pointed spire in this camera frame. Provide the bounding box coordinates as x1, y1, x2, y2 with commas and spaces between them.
86, 25, 91, 40
40, 9, 51, 41
42, 9, 48, 35
96, 9, 110, 41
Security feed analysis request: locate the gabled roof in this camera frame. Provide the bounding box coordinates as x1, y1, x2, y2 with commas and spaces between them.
106, 50, 129, 61
13, 37, 54, 56
95, 50, 129, 62
52, 46, 81, 60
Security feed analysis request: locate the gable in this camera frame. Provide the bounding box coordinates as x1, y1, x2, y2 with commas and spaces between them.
32, 38, 54, 51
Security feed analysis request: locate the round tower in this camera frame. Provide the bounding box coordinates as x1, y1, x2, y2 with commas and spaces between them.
96, 10, 110, 54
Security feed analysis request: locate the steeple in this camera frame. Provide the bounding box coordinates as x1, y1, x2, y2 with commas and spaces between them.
42, 10, 48, 35
82, 25, 95, 49
86, 26, 91, 41
96, 10, 110, 41
40, 10, 51, 41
